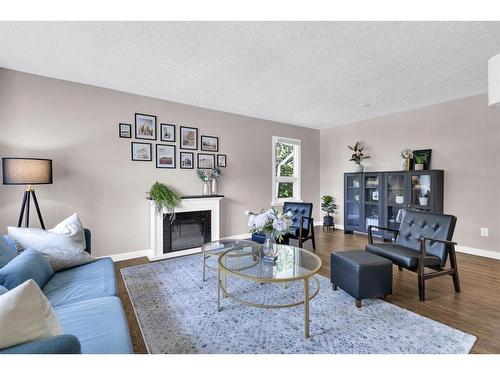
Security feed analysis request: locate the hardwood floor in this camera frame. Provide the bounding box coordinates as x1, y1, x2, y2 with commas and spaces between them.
114, 227, 500, 354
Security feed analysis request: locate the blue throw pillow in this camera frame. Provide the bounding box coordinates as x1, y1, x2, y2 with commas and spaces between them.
0, 236, 17, 268
0, 285, 8, 296
0, 248, 54, 290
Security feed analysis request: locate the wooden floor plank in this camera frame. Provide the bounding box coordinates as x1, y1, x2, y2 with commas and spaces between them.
114, 227, 500, 354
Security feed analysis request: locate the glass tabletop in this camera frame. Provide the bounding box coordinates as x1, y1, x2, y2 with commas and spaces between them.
219, 244, 322, 282
201, 239, 261, 257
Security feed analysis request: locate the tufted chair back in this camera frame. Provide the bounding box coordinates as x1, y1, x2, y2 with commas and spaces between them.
396, 211, 456, 267
283, 202, 313, 233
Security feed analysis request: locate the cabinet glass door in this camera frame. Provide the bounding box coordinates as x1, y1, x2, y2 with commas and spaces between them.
411, 174, 432, 211
385, 173, 407, 232
346, 174, 362, 229
363, 175, 380, 231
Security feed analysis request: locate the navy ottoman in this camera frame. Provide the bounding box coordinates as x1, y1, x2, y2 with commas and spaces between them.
330, 250, 392, 308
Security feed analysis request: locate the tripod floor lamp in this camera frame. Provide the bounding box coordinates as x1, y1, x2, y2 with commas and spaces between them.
2, 158, 53, 229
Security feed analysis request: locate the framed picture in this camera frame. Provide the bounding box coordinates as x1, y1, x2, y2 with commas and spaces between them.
197, 153, 215, 169
180, 152, 194, 169
413, 149, 432, 170
217, 154, 227, 167
156, 144, 176, 168
180, 126, 198, 150
135, 113, 157, 140
131, 142, 152, 161
160, 123, 176, 142
201, 135, 219, 152
119, 123, 131, 138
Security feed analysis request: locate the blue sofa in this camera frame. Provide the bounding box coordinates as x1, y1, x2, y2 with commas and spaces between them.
0, 229, 133, 354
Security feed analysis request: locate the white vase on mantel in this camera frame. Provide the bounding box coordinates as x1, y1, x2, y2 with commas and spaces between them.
210, 178, 218, 195
202, 182, 210, 196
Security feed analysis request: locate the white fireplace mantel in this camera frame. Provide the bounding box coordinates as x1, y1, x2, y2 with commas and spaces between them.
149, 196, 223, 261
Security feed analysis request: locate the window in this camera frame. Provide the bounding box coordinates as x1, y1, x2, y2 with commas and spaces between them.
272, 136, 301, 206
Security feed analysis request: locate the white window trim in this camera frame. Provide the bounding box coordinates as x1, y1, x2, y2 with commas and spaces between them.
271, 136, 302, 207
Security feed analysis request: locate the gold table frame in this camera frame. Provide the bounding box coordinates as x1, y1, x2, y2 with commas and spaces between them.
217, 246, 322, 338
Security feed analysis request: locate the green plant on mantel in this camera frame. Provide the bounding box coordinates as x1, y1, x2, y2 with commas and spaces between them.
147, 182, 181, 222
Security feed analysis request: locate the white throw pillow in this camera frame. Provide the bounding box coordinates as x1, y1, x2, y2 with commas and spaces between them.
7, 213, 94, 271
0, 279, 62, 349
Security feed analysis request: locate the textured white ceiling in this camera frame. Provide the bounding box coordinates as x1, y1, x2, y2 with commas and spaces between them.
1, 21, 500, 129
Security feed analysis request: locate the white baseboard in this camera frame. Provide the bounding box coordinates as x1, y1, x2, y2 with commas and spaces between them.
314, 221, 344, 230
456, 245, 500, 260
104, 249, 152, 262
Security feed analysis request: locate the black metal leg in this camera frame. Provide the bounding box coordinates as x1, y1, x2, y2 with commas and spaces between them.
31, 190, 46, 230
25, 190, 31, 228
17, 191, 29, 227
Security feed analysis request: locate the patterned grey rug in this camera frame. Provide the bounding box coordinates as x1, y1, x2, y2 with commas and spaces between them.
121, 254, 476, 354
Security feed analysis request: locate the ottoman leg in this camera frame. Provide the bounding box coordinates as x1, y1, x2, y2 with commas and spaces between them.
355, 299, 362, 308
332, 283, 337, 291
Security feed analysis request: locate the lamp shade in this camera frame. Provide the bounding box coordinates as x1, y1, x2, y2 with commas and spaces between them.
488, 53, 500, 107
2, 158, 53, 185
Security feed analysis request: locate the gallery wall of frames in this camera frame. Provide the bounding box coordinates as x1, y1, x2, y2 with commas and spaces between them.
119, 113, 227, 170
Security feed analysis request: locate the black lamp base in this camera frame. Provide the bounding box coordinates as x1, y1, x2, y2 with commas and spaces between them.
17, 187, 46, 229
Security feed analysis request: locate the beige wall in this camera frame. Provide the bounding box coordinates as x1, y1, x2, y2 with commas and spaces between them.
320, 94, 500, 253
0, 69, 320, 257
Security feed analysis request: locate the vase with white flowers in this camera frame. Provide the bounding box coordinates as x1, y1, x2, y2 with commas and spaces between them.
401, 149, 413, 171
245, 208, 293, 258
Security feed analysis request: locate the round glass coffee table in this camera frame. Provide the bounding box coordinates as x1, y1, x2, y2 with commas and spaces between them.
217, 244, 322, 338
200, 239, 261, 282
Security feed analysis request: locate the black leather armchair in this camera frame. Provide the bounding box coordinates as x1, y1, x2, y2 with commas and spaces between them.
365, 211, 460, 301
283, 201, 316, 250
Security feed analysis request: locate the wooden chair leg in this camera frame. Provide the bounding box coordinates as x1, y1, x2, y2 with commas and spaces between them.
311, 228, 316, 250
449, 245, 461, 292
417, 262, 425, 301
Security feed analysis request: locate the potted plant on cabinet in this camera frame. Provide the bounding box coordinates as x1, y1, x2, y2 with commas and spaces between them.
348, 141, 370, 172
413, 151, 430, 171
419, 191, 430, 206
321, 195, 337, 227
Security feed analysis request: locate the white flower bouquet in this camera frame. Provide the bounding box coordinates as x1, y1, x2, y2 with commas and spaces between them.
245, 207, 293, 242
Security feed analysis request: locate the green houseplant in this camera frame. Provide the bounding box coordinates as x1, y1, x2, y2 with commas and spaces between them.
147, 182, 181, 221
348, 141, 370, 172
413, 150, 430, 171
321, 195, 337, 226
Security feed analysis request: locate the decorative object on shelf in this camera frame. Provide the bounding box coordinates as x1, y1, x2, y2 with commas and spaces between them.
419, 191, 430, 206
395, 190, 405, 205
147, 181, 181, 222
180, 126, 198, 150
400, 149, 413, 171
180, 152, 194, 169
135, 113, 157, 140
488, 52, 500, 107
210, 167, 222, 195
197, 153, 215, 169
160, 123, 176, 142
245, 208, 293, 257
131, 142, 152, 161
354, 193, 360, 202
119, 123, 131, 138
217, 154, 227, 167
348, 141, 370, 172
352, 180, 360, 188
372, 191, 379, 201
196, 169, 212, 196
321, 195, 337, 228
201, 135, 219, 152
156, 144, 176, 169
413, 149, 432, 170
2, 158, 53, 229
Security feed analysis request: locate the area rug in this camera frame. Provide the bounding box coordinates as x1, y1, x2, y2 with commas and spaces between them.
121, 254, 476, 354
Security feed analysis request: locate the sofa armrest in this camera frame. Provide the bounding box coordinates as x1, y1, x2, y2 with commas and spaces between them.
0, 335, 81, 354
368, 225, 399, 244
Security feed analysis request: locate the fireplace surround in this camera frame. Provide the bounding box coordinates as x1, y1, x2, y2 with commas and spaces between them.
149, 195, 223, 260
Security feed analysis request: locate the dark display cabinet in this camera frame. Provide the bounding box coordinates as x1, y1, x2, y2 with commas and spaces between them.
344, 170, 443, 236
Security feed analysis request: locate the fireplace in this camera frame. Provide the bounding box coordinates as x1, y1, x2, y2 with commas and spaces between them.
149, 195, 223, 260
163, 210, 211, 253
